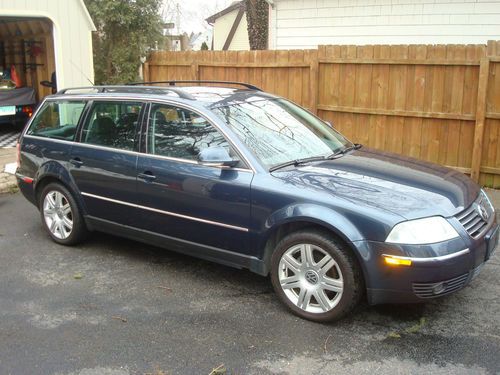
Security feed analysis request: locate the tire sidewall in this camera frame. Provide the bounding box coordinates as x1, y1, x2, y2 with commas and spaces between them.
270, 230, 360, 322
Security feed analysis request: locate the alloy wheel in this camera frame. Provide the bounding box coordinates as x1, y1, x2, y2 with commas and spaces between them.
278, 243, 344, 314
42, 190, 73, 240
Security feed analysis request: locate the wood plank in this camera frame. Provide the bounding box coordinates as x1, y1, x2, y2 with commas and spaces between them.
444, 45, 466, 170
288, 50, 303, 106
444, 165, 500, 176
308, 50, 319, 114
318, 58, 480, 66
275, 50, 289, 98
385, 45, 407, 154
149, 61, 310, 68
470, 58, 491, 181
407, 45, 427, 158
424, 46, 446, 163
459, 48, 480, 172
316, 105, 475, 121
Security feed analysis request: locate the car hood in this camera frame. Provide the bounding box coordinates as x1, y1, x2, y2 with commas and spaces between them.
272, 147, 479, 220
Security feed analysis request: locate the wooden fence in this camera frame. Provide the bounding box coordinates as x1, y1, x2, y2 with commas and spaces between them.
144, 41, 500, 187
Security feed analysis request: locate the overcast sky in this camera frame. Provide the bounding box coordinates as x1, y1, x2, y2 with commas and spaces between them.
161, 0, 234, 34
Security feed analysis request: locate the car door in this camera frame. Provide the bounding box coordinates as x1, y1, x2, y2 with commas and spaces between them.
135, 102, 253, 254
69, 99, 145, 226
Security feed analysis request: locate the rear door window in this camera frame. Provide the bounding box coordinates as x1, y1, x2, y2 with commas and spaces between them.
80, 101, 143, 151
27, 100, 85, 141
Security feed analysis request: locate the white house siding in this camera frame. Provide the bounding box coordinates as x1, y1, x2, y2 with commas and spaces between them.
0, 0, 95, 89
269, 0, 500, 48
213, 8, 250, 50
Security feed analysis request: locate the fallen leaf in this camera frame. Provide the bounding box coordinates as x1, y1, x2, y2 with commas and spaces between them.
387, 332, 401, 339
209, 364, 226, 375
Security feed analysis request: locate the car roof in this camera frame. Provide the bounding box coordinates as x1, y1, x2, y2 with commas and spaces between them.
50, 83, 280, 109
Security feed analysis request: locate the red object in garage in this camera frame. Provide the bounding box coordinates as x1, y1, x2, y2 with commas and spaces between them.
10, 65, 21, 88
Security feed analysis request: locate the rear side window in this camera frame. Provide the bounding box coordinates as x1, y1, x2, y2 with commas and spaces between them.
81, 101, 142, 151
27, 100, 85, 141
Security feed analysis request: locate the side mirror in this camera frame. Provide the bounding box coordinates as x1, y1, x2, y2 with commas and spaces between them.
198, 147, 239, 168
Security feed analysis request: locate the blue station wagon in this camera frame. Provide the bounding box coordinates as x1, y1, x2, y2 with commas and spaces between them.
16, 81, 499, 322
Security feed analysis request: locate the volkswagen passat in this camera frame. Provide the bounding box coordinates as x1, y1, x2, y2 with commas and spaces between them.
16, 81, 498, 322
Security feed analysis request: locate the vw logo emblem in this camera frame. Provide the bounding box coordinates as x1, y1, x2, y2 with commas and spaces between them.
477, 203, 489, 221
305, 270, 319, 285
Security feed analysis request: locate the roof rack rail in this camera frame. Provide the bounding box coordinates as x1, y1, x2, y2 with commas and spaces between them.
56, 85, 195, 100
128, 80, 262, 91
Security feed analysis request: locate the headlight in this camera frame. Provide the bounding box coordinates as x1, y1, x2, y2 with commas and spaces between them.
386, 216, 459, 244
481, 189, 495, 212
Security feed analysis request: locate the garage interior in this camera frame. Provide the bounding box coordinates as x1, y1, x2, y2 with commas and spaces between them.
0, 17, 56, 102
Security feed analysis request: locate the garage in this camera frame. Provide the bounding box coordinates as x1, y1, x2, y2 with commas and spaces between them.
0, 0, 95, 147
0, 18, 55, 127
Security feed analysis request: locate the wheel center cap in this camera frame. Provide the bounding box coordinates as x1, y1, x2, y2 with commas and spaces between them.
305, 270, 319, 285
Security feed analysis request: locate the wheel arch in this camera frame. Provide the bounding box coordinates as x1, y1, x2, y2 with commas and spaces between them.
256, 204, 369, 287
34, 162, 87, 215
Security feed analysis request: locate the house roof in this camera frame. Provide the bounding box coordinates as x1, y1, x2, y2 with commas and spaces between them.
205, 1, 245, 24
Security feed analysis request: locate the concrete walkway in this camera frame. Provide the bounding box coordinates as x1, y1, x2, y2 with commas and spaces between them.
0, 148, 16, 194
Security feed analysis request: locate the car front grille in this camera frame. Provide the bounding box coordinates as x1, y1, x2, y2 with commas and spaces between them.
412, 273, 470, 299
456, 191, 494, 238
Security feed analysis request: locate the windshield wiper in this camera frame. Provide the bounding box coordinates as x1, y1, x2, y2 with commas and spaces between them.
269, 156, 327, 172
269, 144, 362, 172
328, 143, 362, 159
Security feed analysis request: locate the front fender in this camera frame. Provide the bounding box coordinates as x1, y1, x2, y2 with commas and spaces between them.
253, 203, 372, 276
258, 203, 372, 267
265, 203, 365, 244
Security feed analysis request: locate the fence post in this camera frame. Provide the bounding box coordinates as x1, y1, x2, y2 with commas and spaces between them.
470, 57, 490, 182
309, 50, 319, 115
143, 62, 150, 82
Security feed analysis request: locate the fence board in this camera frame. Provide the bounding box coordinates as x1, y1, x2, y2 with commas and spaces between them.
145, 41, 500, 186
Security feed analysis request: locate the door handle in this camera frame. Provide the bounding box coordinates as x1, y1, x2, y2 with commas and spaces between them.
70, 157, 83, 167
138, 172, 156, 181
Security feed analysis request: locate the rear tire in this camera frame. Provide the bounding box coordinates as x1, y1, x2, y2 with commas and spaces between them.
270, 229, 363, 322
39, 183, 88, 245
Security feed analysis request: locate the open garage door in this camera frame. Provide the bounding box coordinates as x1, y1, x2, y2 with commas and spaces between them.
0, 17, 55, 144
0, 17, 56, 100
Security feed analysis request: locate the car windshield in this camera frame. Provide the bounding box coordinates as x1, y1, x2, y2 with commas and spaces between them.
212, 98, 352, 169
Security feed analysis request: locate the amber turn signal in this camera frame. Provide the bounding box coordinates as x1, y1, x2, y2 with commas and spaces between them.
383, 255, 412, 266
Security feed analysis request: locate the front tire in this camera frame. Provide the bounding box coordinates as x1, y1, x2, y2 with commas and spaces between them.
39, 183, 88, 245
270, 229, 363, 322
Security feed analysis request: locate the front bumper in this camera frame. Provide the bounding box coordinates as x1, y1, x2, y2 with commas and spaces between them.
355, 219, 499, 305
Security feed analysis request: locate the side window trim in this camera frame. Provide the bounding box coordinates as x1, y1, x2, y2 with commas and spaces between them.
144, 101, 252, 171
75, 100, 93, 143
138, 102, 151, 154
